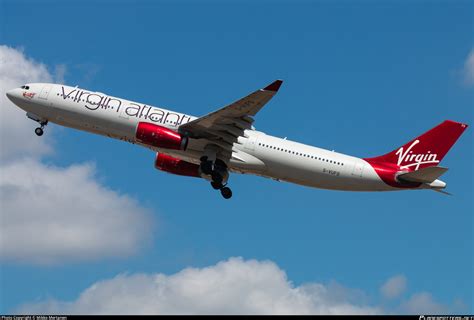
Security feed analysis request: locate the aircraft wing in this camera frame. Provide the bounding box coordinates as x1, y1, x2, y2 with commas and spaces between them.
179, 80, 283, 149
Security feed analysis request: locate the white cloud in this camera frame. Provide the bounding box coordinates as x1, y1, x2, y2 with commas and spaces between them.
17, 257, 381, 315
400, 292, 446, 314
17, 258, 456, 315
0, 45, 54, 161
380, 274, 407, 299
0, 159, 153, 264
54, 64, 67, 85
464, 48, 474, 86
18, 258, 460, 315
0, 45, 154, 264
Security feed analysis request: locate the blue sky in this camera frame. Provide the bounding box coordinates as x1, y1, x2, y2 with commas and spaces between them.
0, 0, 472, 314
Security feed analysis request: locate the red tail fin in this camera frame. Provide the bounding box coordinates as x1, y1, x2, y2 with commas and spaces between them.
365, 120, 468, 171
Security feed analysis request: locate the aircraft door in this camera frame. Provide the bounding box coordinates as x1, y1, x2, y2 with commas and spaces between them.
38, 85, 52, 100
244, 134, 258, 151
351, 161, 365, 177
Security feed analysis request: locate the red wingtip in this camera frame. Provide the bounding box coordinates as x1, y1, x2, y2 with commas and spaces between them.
263, 80, 283, 92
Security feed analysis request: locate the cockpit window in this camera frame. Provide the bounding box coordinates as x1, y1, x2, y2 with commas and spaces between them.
21, 85, 30, 90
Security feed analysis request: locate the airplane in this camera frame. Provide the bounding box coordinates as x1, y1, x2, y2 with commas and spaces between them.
6, 80, 468, 199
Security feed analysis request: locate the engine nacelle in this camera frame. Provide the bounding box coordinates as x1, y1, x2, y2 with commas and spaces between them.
136, 122, 188, 150
154, 153, 200, 177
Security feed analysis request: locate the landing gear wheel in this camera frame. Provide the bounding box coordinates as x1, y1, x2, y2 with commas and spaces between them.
211, 172, 223, 184
211, 181, 222, 190
200, 161, 213, 175
220, 187, 232, 199
35, 127, 44, 136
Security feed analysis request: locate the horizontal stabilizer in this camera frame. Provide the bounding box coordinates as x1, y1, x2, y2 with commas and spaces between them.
432, 188, 452, 196
397, 166, 448, 184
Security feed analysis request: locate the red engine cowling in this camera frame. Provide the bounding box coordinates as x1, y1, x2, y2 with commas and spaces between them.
154, 153, 200, 177
136, 122, 188, 150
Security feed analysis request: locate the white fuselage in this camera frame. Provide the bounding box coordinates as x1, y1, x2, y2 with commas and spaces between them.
7, 83, 397, 192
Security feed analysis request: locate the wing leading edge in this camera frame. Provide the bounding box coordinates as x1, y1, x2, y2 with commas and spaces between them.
179, 80, 283, 148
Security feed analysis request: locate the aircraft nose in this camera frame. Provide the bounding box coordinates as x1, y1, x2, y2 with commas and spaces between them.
6, 88, 17, 101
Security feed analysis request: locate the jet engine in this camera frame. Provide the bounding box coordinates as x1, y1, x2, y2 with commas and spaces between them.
136, 122, 188, 150
154, 153, 200, 177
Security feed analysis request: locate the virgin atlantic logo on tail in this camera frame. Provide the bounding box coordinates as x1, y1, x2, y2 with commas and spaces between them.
395, 140, 439, 170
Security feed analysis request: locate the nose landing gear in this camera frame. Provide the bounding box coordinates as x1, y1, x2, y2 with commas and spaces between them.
26, 114, 48, 137
34, 127, 44, 136
34, 121, 48, 136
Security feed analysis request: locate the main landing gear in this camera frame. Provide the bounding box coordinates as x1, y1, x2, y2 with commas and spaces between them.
220, 186, 232, 199
200, 156, 233, 199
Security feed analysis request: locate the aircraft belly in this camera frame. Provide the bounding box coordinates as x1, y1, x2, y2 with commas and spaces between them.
11, 97, 51, 120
